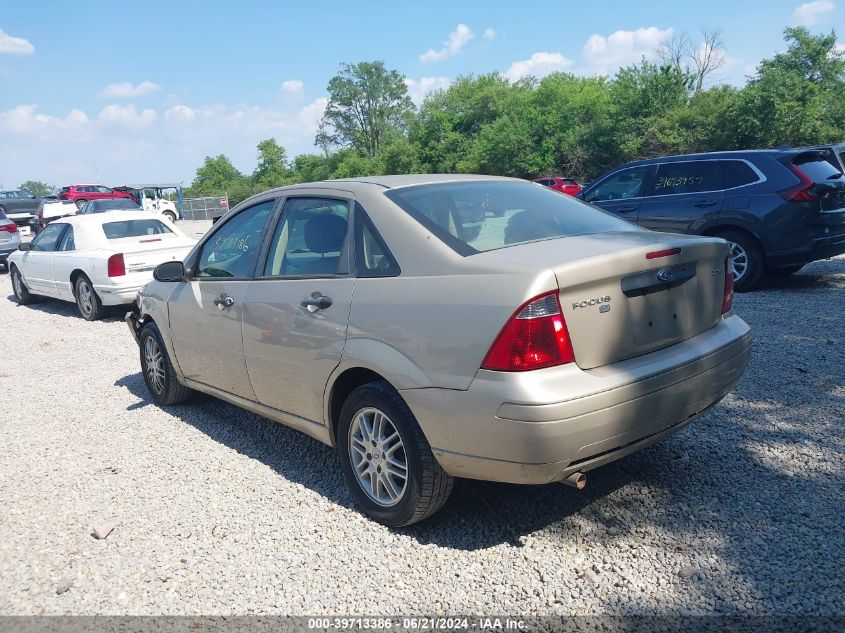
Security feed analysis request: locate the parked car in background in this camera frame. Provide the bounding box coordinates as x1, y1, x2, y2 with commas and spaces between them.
796, 142, 845, 172
578, 149, 845, 291
127, 175, 750, 526
58, 184, 136, 210
534, 177, 583, 196
35, 196, 77, 232
8, 211, 195, 320
0, 190, 44, 235
79, 199, 141, 214
0, 209, 22, 271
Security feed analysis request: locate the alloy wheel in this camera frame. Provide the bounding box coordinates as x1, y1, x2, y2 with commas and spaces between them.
144, 336, 165, 394
728, 241, 748, 282
77, 280, 94, 316
348, 407, 408, 507
12, 269, 23, 298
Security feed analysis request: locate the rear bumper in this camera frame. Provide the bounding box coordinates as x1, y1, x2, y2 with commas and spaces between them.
93, 282, 145, 305
767, 229, 845, 268
401, 314, 752, 485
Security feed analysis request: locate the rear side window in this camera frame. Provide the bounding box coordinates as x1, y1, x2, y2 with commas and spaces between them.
102, 219, 173, 239
385, 181, 635, 256
721, 160, 760, 189
356, 205, 399, 278
652, 161, 720, 195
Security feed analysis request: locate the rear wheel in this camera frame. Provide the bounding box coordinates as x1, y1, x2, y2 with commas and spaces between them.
713, 230, 763, 292
337, 381, 453, 527
163, 210, 177, 223
139, 322, 192, 406
10, 266, 37, 304
74, 275, 105, 321
74, 198, 87, 210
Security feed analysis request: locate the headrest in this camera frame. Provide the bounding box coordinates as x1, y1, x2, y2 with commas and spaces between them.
304, 214, 347, 254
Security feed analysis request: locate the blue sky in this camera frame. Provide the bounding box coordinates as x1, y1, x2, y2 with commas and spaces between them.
0, 0, 842, 188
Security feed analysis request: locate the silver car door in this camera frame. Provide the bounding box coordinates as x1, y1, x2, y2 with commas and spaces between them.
168, 198, 276, 399
242, 195, 355, 424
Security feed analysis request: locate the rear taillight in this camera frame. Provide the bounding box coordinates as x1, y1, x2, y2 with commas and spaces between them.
481, 291, 575, 372
107, 253, 126, 277
0, 222, 18, 233
780, 164, 820, 201
721, 257, 734, 315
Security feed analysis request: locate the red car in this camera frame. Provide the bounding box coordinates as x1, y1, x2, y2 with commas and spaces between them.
533, 177, 582, 196
58, 184, 136, 210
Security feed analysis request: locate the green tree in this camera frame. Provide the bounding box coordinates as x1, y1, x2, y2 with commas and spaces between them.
253, 138, 291, 189
188, 154, 244, 195
320, 61, 414, 157
18, 180, 56, 197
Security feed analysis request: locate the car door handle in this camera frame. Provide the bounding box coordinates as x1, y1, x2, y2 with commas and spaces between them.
301, 294, 333, 312
694, 199, 718, 208
616, 205, 638, 212
214, 294, 235, 310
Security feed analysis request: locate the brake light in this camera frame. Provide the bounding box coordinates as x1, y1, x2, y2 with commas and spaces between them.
481, 291, 575, 371
0, 222, 17, 233
780, 164, 820, 201
721, 257, 734, 315
646, 247, 681, 260
107, 253, 126, 277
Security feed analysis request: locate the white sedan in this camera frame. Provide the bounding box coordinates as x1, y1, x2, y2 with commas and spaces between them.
8, 211, 196, 320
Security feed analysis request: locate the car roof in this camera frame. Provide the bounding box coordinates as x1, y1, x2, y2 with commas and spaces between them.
57, 210, 163, 227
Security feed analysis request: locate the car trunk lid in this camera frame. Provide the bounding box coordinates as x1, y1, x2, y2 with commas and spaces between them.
108, 236, 194, 274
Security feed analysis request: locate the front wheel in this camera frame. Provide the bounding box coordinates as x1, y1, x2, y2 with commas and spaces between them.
163, 210, 177, 223
11, 266, 38, 305
714, 230, 763, 292
74, 198, 87, 210
139, 322, 192, 406
337, 381, 453, 527
74, 275, 105, 321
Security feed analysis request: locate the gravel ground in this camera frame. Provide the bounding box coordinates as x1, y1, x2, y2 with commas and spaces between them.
0, 251, 843, 616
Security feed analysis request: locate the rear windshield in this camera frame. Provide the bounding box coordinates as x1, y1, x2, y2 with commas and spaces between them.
793, 156, 844, 183
86, 199, 139, 213
384, 181, 635, 255
102, 219, 173, 240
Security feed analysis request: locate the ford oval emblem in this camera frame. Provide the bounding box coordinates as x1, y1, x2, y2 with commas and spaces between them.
657, 268, 673, 282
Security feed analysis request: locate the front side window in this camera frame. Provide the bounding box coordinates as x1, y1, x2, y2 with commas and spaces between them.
386, 180, 635, 256
263, 197, 349, 277
651, 161, 721, 195
196, 199, 275, 278
582, 167, 649, 202
30, 223, 66, 251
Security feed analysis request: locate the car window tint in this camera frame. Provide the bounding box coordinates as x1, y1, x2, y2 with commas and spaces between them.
58, 227, 75, 251
793, 157, 844, 183
582, 167, 649, 202
652, 161, 720, 195
721, 160, 759, 189
30, 223, 65, 251
263, 197, 349, 277
197, 199, 275, 278
386, 181, 635, 256
356, 206, 399, 278
103, 219, 174, 239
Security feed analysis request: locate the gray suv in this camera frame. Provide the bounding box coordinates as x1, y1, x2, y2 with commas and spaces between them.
128, 175, 750, 526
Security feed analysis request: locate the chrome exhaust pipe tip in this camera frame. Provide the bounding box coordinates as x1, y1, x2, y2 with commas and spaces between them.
562, 472, 586, 490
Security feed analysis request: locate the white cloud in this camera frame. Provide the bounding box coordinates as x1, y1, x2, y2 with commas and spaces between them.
98, 104, 158, 128
505, 52, 573, 81
483, 28, 496, 40
835, 42, 845, 54
281, 79, 304, 93
404, 76, 451, 105
100, 80, 161, 98
0, 27, 34, 55
791, 1, 836, 26
582, 26, 673, 75
0, 97, 329, 187
420, 24, 474, 63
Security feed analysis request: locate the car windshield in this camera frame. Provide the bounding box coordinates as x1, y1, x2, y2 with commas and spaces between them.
102, 219, 173, 239
85, 199, 140, 213
385, 180, 635, 255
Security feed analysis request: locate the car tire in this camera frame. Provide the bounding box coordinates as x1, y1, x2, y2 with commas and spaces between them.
714, 230, 763, 292
337, 381, 453, 527
74, 198, 87, 210
74, 274, 105, 321
163, 210, 177, 223
10, 265, 38, 304
768, 264, 804, 278
139, 322, 192, 406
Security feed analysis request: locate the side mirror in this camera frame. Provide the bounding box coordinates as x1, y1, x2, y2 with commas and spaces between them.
18, 243, 32, 251
153, 260, 186, 282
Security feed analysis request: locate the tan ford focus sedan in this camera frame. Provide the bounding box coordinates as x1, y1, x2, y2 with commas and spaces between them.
127, 175, 751, 526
